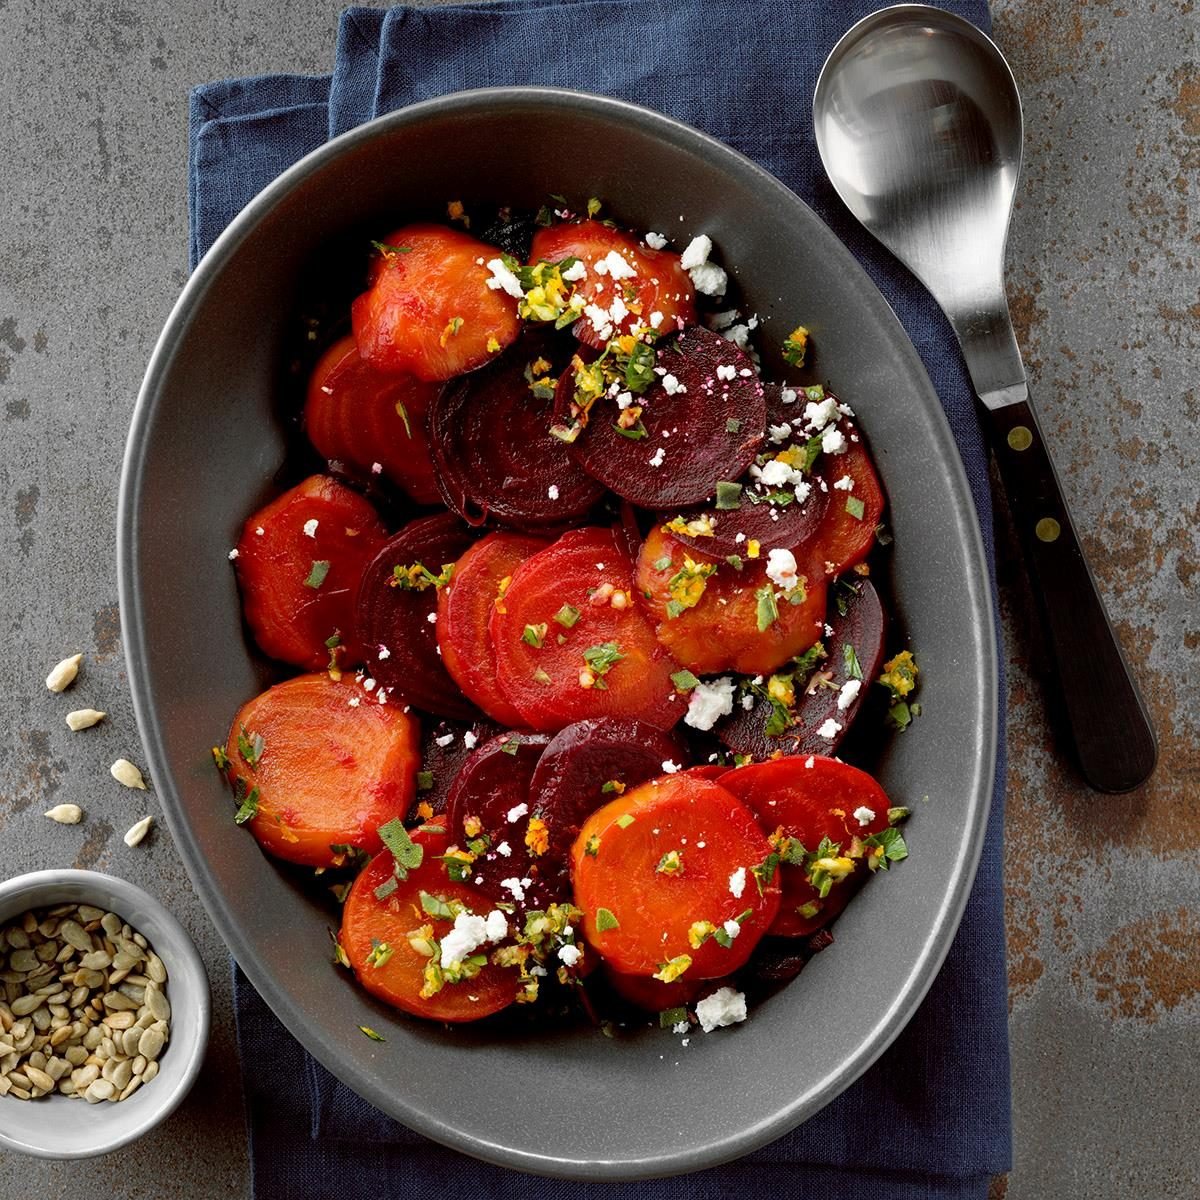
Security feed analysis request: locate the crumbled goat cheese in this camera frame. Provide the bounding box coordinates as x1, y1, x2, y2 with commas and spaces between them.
303, 519, 319, 538
485, 257, 525, 298
583, 303, 614, 340
435, 733, 454, 747
603, 249, 637, 280
822, 427, 847, 455
684, 676, 736, 731
649, 310, 664, 329
547, 484, 560, 500
499, 877, 526, 903
440, 912, 489, 967
662, 373, 686, 395
768, 423, 793, 442
649, 447, 666, 468
561, 259, 587, 282
853, 805, 877, 827
793, 480, 812, 504
496, 841, 512, 857
837, 679, 862, 710
817, 717, 842, 739
688, 261, 728, 297
722, 919, 742, 939
680, 235, 713, 270
765, 548, 799, 590
805, 755, 815, 768
804, 396, 840, 431
661, 759, 681, 774
728, 867, 746, 898
760, 459, 798, 488
507, 803, 528, 823
644, 232, 668, 250
463, 731, 478, 749
696, 987, 748, 1033
557, 944, 582, 967
227, 548, 239, 560
833, 474, 855, 491
377, 645, 391, 659
426, 611, 438, 624
716, 364, 737, 382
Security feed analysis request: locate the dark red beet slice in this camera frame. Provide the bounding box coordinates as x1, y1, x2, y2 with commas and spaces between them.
405, 715, 503, 823
670, 482, 830, 560
443, 732, 552, 908
527, 717, 683, 897
562, 326, 765, 509
429, 343, 605, 532
356, 513, 478, 720
717, 577, 886, 759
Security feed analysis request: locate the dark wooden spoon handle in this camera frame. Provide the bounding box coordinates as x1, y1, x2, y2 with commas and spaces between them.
986, 395, 1157, 792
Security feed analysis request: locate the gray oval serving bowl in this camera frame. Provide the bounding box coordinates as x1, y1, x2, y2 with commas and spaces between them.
117, 88, 996, 1180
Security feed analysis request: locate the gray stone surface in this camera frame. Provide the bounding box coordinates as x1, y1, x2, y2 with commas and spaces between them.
0, 1, 1195, 1196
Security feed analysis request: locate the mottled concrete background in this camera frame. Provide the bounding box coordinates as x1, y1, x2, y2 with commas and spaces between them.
1, 1, 1196, 1196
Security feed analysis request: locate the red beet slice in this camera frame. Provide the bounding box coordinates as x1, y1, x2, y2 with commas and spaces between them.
356, 513, 478, 720
669, 482, 830, 560
562, 326, 765, 509
443, 732, 553, 908
437, 531, 550, 726
528, 717, 684, 897
717, 577, 886, 759
429, 343, 605, 532
405, 715, 503, 823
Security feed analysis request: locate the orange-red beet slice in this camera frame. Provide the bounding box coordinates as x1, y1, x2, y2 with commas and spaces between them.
635, 524, 827, 676
809, 435, 886, 578
718, 755, 892, 937
437, 531, 550, 725
528, 220, 696, 349
429, 345, 606, 532
571, 774, 780, 979
490, 527, 686, 733
357, 513, 478, 720
561, 327, 765, 509
305, 334, 441, 505
340, 832, 518, 1022
351, 224, 521, 382
234, 474, 388, 671
222, 672, 419, 868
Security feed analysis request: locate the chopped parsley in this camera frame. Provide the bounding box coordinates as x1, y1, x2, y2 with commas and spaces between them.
303, 560, 331, 589
553, 603, 581, 628
782, 324, 809, 367
391, 561, 455, 591
371, 240, 411, 256
378, 818, 423, 878
358, 1025, 386, 1042
845, 496, 866, 520
416, 770, 434, 792
419, 891, 455, 920
670, 669, 701, 691
522, 622, 548, 648
755, 584, 780, 631
233, 784, 259, 826
236, 726, 264, 769
725, 417, 742, 434
596, 907, 620, 932
843, 643, 864, 680
652, 554, 672, 571
582, 642, 623, 680
613, 421, 648, 440
715, 481, 743, 510
615, 813, 635, 830
499, 737, 521, 755
600, 780, 625, 794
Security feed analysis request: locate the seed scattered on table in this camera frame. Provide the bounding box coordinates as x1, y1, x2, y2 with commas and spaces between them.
0, 904, 171, 1103
43, 804, 84, 825
45, 653, 82, 693
110, 759, 148, 790
123, 816, 153, 847
65, 709, 106, 731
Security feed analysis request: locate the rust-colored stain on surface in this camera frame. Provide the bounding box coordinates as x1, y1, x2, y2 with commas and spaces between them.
93, 602, 121, 663
8, 729, 67, 815
1167, 64, 1200, 137
72, 818, 114, 871
1072, 907, 1200, 1022
995, 0, 1086, 84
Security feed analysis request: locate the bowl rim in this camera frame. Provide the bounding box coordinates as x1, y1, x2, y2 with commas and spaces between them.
0, 868, 212, 1159
117, 85, 998, 1178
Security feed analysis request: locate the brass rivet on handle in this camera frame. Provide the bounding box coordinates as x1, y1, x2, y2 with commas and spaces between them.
1035, 517, 1061, 543
1007, 425, 1033, 451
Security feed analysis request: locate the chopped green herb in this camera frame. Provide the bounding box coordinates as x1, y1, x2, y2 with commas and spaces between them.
796, 900, 822, 920
613, 422, 648, 440
653, 554, 673, 571
582, 642, 623, 677
522, 622, 548, 648
533, 667, 553, 685
443, 856, 471, 882
792, 641, 827, 677
725, 417, 743, 434
586, 196, 602, 217
751, 852, 781, 894
655, 849, 683, 875
324, 633, 342, 650
670, 669, 701, 691
615, 813, 635, 830
500, 737, 521, 755
782, 325, 809, 367
888, 806, 912, 824
365, 939, 394, 969
554, 603, 581, 628
416, 770, 434, 792
596, 907, 620, 932
584, 833, 602, 856
755, 584, 780, 632
600, 780, 624, 795
371, 240, 411, 256
211, 745, 230, 771
358, 1025, 386, 1042
373, 876, 398, 901
304, 560, 331, 589
725, 554, 744, 571
843, 643, 864, 680
659, 1006, 689, 1029
395, 399, 412, 438
622, 340, 657, 393
233, 785, 260, 826
804, 384, 826, 402
862, 826, 908, 868
801, 434, 824, 474
378, 818, 423, 877
886, 701, 913, 731
763, 696, 792, 737
391, 561, 455, 591
419, 892, 455, 920
329, 881, 352, 904
845, 496, 866, 520
665, 599, 686, 620
330, 932, 351, 969
236, 725, 265, 769
715, 481, 743, 510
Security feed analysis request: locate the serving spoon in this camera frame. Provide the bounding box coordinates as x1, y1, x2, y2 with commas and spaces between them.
813, 4, 1156, 793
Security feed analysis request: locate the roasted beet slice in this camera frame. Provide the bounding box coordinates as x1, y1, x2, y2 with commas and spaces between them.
636, 524, 827, 677
443, 732, 553, 908
491, 527, 687, 733
304, 334, 442, 506
234, 474, 389, 671
809, 435, 886, 578
356, 513, 478, 720
528, 717, 683, 896
437, 531, 551, 725
406, 715, 503, 823
717, 577, 886, 759
562, 327, 765, 509
670, 483, 830, 559
430, 345, 606, 531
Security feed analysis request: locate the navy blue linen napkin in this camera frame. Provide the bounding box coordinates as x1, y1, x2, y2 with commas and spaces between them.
190, 2, 1011, 1195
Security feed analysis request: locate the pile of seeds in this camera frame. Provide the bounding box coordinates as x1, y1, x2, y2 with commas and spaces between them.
0, 903, 170, 1103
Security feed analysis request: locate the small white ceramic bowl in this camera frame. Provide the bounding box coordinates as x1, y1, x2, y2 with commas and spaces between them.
0, 869, 210, 1158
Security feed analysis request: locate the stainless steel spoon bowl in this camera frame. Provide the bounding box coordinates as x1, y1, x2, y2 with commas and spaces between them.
814, 5, 1156, 793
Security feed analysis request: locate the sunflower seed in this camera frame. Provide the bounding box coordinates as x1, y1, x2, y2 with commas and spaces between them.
79, 950, 111, 971
143, 984, 170, 1022
65, 709, 106, 731
44, 803, 84, 825
45, 653, 83, 692
145, 954, 167, 984
122, 815, 153, 846
10, 994, 43, 1017
100, 913, 122, 938
137, 1027, 165, 1061
24, 1065, 53, 1092
9, 948, 37, 973
118, 1077, 142, 1101
84, 1079, 115, 1103
141, 1060, 158, 1083
58, 921, 90, 953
